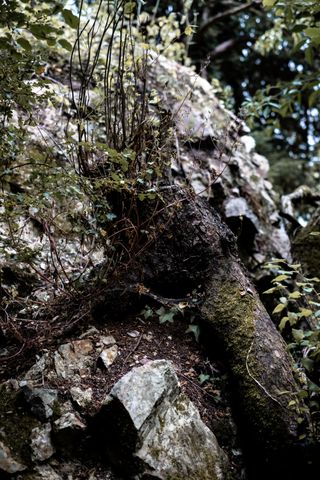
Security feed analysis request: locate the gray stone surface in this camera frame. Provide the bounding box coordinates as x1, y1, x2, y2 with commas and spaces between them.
136, 394, 226, 480
30, 423, 55, 462
108, 360, 227, 479
54, 339, 94, 380
98, 345, 118, 369
70, 386, 93, 409
22, 386, 58, 421
110, 359, 179, 430
0, 440, 26, 473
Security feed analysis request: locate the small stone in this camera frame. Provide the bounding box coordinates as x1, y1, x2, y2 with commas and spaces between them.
24, 353, 49, 381
0, 441, 26, 473
97, 335, 116, 347
79, 326, 100, 339
98, 345, 118, 369
32, 465, 62, 480
22, 386, 58, 421
30, 423, 55, 462
53, 409, 86, 453
143, 332, 153, 342
54, 411, 86, 432
54, 340, 94, 380
70, 386, 93, 409
127, 330, 140, 338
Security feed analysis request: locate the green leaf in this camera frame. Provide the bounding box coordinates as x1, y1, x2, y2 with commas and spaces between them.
272, 274, 289, 283
199, 373, 210, 385
301, 358, 314, 372
279, 316, 289, 331
308, 91, 319, 108
289, 291, 301, 299
29, 24, 56, 40
263, 0, 277, 6
292, 329, 304, 342
186, 324, 200, 342
304, 27, 320, 46
263, 287, 277, 294
62, 9, 79, 29
58, 39, 72, 51
299, 308, 313, 318
156, 306, 176, 324
16, 37, 32, 51
124, 2, 136, 15
273, 303, 286, 314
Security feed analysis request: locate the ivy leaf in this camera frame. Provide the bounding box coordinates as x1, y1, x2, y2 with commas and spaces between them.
156, 306, 175, 324
59, 39, 72, 51
199, 373, 210, 385
124, 2, 136, 15
62, 9, 79, 29
299, 308, 313, 318
185, 324, 200, 342
263, 0, 277, 7
304, 27, 320, 46
292, 329, 304, 342
279, 316, 289, 331
17, 37, 32, 51
272, 274, 289, 283
289, 291, 301, 299
273, 303, 286, 314
301, 358, 314, 372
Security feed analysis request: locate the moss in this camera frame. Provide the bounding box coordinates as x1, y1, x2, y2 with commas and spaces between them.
0, 385, 39, 466
200, 277, 300, 454
51, 399, 62, 420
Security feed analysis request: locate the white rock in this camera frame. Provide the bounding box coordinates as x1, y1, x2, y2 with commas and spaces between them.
0, 441, 26, 473
30, 423, 55, 462
98, 345, 118, 369
70, 386, 93, 408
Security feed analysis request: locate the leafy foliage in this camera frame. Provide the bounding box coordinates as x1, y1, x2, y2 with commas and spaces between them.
264, 259, 320, 439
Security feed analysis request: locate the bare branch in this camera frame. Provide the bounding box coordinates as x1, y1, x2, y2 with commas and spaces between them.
198, 1, 261, 37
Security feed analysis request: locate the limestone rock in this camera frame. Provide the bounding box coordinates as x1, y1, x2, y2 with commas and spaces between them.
98, 345, 118, 369
70, 386, 93, 409
100, 360, 227, 479
0, 441, 26, 473
136, 394, 226, 480
30, 423, 55, 462
53, 403, 86, 452
22, 386, 58, 421
17, 464, 62, 480
110, 359, 179, 430
53, 339, 94, 380
149, 54, 291, 267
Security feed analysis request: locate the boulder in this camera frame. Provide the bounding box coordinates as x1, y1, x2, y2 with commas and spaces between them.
149, 54, 291, 267
97, 360, 228, 479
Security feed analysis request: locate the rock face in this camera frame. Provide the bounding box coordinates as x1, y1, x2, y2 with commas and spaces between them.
100, 360, 227, 480
149, 54, 291, 268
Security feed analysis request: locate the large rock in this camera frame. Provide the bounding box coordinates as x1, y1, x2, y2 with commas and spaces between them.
149, 54, 291, 267
98, 360, 227, 479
